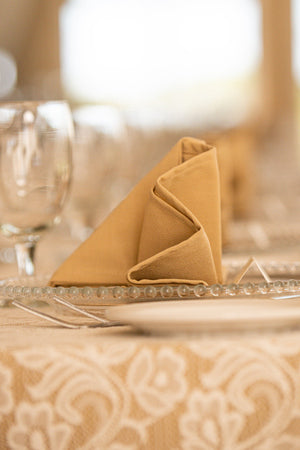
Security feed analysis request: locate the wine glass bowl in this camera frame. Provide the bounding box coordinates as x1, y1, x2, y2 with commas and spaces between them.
0, 101, 73, 276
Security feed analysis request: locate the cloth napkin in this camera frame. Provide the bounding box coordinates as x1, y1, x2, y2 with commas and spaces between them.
50, 137, 222, 286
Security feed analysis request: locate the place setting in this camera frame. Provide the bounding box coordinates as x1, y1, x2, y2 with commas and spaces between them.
1, 122, 300, 335
3, 4, 300, 448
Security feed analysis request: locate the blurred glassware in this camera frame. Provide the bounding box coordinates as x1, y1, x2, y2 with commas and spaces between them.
0, 246, 15, 265
66, 105, 130, 241
0, 100, 73, 276
0, 49, 17, 99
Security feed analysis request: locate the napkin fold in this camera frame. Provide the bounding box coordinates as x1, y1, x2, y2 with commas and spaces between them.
50, 137, 222, 286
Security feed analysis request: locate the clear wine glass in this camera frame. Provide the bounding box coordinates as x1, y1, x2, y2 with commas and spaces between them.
0, 101, 73, 277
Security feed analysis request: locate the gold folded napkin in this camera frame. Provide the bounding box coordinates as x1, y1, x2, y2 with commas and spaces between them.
50, 137, 222, 286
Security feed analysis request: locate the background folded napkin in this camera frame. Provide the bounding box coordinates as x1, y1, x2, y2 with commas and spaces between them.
50, 137, 222, 286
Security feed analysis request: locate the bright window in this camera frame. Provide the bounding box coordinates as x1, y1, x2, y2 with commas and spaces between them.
60, 0, 262, 126
293, 0, 300, 83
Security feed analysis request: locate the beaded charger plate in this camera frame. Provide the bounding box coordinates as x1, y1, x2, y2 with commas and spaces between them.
1, 259, 300, 312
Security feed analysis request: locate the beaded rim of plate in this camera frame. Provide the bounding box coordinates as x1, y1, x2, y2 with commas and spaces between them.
0, 261, 300, 302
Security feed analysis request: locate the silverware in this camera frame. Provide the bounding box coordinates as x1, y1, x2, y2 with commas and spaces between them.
12, 296, 123, 329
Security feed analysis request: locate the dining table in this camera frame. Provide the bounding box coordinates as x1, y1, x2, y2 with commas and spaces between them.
1, 227, 300, 449
1, 301, 300, 450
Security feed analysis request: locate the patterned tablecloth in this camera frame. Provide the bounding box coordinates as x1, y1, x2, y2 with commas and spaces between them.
0, 308, 300, 449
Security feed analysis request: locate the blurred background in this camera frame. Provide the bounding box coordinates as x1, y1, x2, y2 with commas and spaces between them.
0, 0, 300, 272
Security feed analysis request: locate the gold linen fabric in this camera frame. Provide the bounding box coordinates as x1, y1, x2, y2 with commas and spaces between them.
50, 137, 222, 287
1, 308, 300, 449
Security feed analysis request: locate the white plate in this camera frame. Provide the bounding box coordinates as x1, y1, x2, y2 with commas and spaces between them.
106, 298, 300, 334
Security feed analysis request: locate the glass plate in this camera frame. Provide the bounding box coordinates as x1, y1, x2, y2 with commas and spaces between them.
0, 261, 300, 309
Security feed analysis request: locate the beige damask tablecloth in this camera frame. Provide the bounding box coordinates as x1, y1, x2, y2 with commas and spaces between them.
1, 308, 300, 450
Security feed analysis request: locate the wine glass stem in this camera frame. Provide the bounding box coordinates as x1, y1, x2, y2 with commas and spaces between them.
15, 242, 37, 276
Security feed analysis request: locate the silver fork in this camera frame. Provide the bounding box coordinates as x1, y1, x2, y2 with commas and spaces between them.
12, 296, 123, 329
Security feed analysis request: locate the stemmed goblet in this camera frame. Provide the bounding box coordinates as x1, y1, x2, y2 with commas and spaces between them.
0, 101, 73, 277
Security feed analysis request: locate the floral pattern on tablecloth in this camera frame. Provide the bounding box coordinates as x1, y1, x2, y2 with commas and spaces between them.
0, 361, 13, 421
1, 335, 300, 449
